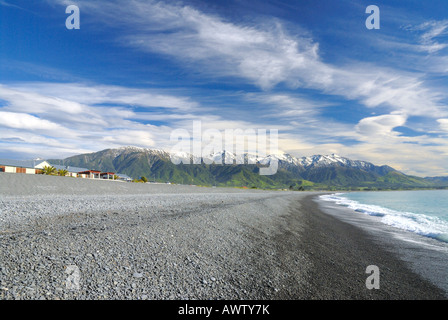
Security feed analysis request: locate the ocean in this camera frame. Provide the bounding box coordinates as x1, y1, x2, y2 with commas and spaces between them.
319, 190, 448, 296
320, 190, 448, 244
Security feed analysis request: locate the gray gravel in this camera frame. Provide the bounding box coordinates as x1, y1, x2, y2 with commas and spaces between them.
0, 173, 312, 300
2, 173, 442, 300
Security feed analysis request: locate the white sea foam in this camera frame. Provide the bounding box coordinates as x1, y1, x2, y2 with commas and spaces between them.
320, 193, 448, 243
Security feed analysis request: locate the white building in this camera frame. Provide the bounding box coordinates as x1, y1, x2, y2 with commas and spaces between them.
1, 159, 130, 181
0, 159, 51, 174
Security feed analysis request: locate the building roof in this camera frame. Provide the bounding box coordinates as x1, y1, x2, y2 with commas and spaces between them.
0, 159, 48, 168
78, 170, 102, 174
116, 173, 132, 180
49, 164, 90, 173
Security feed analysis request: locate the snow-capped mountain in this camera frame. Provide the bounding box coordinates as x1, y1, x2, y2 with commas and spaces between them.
185, 149, 391, 171
110, 146, 395, 173
49, 146, 437, 189
297, 154, 381, 170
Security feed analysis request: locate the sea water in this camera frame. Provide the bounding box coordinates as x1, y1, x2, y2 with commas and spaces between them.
320, 190, 448, 243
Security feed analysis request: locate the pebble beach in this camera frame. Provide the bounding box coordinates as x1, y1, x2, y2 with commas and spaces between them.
0, 173, 445, 300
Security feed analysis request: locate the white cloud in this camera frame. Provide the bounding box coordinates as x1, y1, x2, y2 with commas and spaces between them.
437, 118, 448, 131
52, 0, 447, 120
328, 66, 447, 117
245, 93, 326, 118
0, 82, 298, 158
3, 83, 200, 112
414, 20, 448, 53
8, 1, 448, 176
0, 111, 64, 131
126, 11, 321, 90
0, 82, 202, 156
1, 80, 447, 176
356, 114, 407, 138
51, 0, 327, 90
101, 129, 155, 146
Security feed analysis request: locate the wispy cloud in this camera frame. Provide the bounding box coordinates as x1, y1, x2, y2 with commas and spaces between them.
375, 19, 448, 74
52, 0, 447, 119
412, 20, 448, 54
0, 0, 24, 10
0, 82, 197, 157
3, 0, 447, 176
0, 82, 293, 158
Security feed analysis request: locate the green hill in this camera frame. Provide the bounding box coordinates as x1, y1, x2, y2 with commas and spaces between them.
48, 147, 448, 190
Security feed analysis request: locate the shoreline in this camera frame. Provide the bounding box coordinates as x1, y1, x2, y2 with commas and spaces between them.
312, 194, 448, 299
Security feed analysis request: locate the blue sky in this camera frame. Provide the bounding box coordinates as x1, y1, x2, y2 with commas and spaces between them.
0, 0, 448, 176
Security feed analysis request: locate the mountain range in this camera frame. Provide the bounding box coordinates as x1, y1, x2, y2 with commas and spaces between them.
49, 146, 448, 190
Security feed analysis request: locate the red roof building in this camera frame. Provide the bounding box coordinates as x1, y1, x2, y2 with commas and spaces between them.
78, 170, 102, 179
